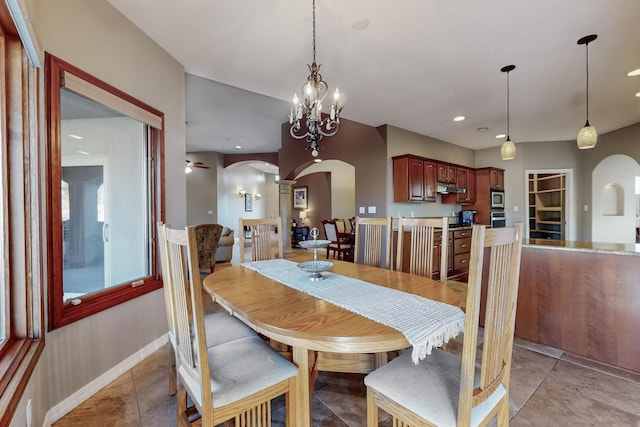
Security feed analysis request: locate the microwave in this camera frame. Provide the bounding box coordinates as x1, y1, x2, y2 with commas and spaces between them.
490, 190, 505, 210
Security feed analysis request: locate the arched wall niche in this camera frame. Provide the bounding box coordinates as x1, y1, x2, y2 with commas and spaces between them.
592, 154, 639, 243
601, 183, 624, 216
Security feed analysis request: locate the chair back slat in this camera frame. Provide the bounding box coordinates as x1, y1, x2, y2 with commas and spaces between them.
239, 218, 283, 262
396, 217, 448, 281
354, 217, 392, 269
157, 222, 176, 339
457, 223, 523, 423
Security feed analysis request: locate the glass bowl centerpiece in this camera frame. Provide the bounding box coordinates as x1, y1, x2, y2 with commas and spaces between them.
296, 227, 333, 281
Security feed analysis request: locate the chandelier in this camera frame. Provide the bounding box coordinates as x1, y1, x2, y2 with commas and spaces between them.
289, 0, 343, 157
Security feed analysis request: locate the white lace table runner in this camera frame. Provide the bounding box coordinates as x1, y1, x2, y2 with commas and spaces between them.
242, 259, 465, 363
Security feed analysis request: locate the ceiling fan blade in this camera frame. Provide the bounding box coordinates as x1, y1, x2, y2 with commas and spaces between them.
193, 162, 210, 169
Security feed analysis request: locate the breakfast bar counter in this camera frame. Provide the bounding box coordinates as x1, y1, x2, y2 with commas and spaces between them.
514, 239, 640, 373
524, 238, 640, 256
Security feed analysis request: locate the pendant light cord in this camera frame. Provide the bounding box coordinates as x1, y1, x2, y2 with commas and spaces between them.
585, 42, 590, 122
506, 70, 510, 138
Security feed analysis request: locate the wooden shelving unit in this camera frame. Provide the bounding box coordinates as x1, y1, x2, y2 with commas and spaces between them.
528, 173, 565, 240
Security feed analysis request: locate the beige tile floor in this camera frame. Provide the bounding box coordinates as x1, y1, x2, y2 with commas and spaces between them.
53, 249, 640, 426
52, 333, 640, 426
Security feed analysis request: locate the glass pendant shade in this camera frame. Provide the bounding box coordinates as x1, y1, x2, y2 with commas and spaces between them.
577, 122, 598, 149
501, 138, 516, 160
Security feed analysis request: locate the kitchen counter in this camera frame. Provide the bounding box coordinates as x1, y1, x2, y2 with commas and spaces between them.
515, 240, 640, 373
524, 238, 640, 256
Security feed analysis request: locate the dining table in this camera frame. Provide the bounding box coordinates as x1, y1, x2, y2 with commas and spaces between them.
202, 254, 462, 426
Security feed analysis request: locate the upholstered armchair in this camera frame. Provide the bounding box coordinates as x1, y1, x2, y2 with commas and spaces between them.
194, 224, 223, 273
215, 226, 235, 263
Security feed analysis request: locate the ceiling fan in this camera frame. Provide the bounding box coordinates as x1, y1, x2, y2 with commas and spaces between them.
185, 159, 210, 173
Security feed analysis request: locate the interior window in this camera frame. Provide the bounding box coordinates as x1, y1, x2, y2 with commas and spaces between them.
46, 53, 164, 329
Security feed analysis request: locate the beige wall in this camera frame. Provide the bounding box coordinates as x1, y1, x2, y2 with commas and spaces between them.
475, 123, 640, 242
12, 1, 186, 425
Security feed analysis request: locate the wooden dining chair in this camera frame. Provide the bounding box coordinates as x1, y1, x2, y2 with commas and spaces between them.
164, 224, 298, 426
322, 219, 353, 260
353, 216, 393, 269
365, 223, 524, 427
395, 216, 449, 281
239, 217, 283, 262
334, 218, 347, 233
157, 222, 256, 396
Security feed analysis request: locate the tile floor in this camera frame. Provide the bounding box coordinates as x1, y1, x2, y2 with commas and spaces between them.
52, 250, 640, 426
52, 334, 640, 426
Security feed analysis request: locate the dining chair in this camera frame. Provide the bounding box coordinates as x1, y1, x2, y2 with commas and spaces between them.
239, 217, 283, 262
322, 219, 353, 260
193, 223, 223, 274
157, 222, 256, 397
365, 223, 524, 427
395, 216, 449, 281
334, 218, 347, 233
353, 216, 393, 269
164, 224, 298, 426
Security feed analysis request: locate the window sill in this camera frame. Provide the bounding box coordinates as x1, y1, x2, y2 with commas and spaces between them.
0, 338, 44, 425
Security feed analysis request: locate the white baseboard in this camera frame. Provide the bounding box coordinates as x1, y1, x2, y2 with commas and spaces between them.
42, 334, 169, 427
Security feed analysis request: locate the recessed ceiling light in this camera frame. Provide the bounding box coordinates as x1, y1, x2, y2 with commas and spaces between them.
314, 158, 322, 163
68, 134, 83, 139
477, 127, 489, 132
453, 116, 465, 122
352, 19, 369, 31
234, 145, 242, 150
496, 134, 506, 139
77, 150, 90, 155
626, 68, 640, 77
636, 91, 640, 98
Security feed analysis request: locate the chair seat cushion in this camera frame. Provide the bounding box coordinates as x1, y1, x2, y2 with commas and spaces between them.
364, 348, 505, 427
328, 243, 352, 249
179, 336, 298, 409
204, 310, 257, 348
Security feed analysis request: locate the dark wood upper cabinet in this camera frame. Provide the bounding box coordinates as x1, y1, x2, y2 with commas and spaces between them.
490, 168, 504, 189
437, 163, 457, 184
393, 155, 437, 202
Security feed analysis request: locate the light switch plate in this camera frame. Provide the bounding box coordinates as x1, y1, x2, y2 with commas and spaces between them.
359, 206, 365, 214
368, 206, 376, 214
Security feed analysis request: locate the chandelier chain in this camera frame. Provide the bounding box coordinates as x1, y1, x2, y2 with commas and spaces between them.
312, 0, 316, 64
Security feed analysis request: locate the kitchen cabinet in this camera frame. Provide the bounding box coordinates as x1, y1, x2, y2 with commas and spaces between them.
392, 155, 436, 202
469, 167, 505, 225
490, 168, 504, 190
437, 163, 456, 184
433, 230, 453, 280
442, 167, 476, 204
451, 228, 472, 278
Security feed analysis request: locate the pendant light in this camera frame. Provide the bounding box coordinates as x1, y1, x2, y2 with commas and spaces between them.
576, 34, 598, 149
500, 65, 516, 160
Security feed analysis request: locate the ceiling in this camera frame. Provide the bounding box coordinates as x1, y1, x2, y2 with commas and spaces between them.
107, 0, 640, 156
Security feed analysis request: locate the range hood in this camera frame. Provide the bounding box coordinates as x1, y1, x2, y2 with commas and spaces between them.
436, 184, 466, 194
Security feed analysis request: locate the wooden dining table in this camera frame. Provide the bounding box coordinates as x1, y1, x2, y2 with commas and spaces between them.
203, 255, 461, 426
